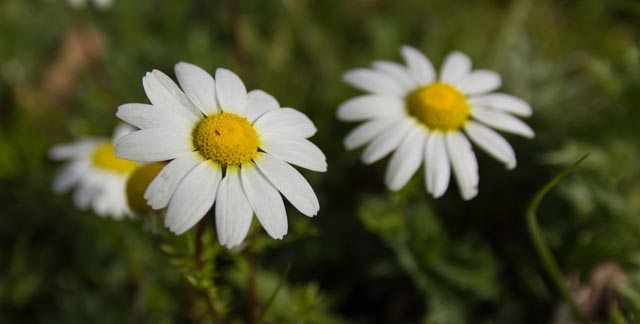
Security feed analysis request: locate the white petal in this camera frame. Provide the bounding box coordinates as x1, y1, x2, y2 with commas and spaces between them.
343, 118, 398, 150
467, 93, 532, 117
456, 70, 501, 95
245, 90, 280, 122
165, 160, 222, 234
175, 62, 219, 115
240, 164, 288, 239
73, 186, 95, 210
145, 151, 203, 209
97, 175, 126, 218
254, 108, 317, 138
254, 153, 319, 217
259, 134, 327, 172
445, 131, 478, 200
143, 70, 201, 122
336, 95, 406, 122
49, 140, 98, 160
115, 128, 192, 162
471, 107, 535, 138
111, 123, 135, 142
215, 168, 253, 248
440, 51, 472, 84
53, 161, 90, 193
384, 127, 428, 191
424, 132, 451, 198
361, 119, 414, 164
215, 68, 247, 115
107, 177, 130, 218
343, 68, 406, 96
116, 103, 191, 131
464, 121, 516, 169
371, 60, 416, 90
91, 174, 113, 216
73, 175, 100, 209
401, 45, 436, 85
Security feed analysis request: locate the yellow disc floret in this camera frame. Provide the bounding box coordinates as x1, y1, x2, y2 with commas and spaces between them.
193, 113, 259, 166
92, 143, 138, 173
126, 162, 165, 216
407, 82, 470, 130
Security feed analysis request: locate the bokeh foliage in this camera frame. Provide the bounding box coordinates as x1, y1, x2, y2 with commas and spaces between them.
1, 0, 639, 323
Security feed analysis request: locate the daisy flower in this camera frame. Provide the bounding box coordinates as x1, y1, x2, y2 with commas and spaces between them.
126, 162, 166, 216
50, 123, 138, 218
115, 63, 326, 248
337, 46, 534, 200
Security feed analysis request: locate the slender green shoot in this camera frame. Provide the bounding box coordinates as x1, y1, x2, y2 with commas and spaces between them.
527, 153, 590, 324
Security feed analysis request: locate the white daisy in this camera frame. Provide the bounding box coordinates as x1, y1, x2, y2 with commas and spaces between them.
115, 63, 326, 248
337, 46, 534, 200
50, 123, 138, 218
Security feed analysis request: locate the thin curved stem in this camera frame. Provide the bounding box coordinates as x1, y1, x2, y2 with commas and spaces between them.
526, 153, 589, 324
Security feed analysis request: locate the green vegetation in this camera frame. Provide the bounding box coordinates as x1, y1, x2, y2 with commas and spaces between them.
1, 0, 639, 322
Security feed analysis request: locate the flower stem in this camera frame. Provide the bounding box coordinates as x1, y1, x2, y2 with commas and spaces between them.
203, 289, 226, 324
526, 153, 589, 324
194, 220, 227, 324
247, 248, 259, 324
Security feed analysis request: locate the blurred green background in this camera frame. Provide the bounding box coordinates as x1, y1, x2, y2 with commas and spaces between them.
1, 0, 639, 323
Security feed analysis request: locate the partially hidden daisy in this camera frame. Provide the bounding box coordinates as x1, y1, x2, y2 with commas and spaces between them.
50, 123, 138, 218
115, 63, 326, 248
337, 46, 534, 200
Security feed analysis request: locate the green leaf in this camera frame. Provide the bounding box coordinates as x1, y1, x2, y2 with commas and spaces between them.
527, 153, 590, 324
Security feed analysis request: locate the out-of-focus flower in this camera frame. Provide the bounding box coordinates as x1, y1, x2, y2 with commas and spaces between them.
337, 46, 534, 200
115, 63, 326, 248
67, 0, 113, 10
50, 124, 138, 218
126, 162, 165, 216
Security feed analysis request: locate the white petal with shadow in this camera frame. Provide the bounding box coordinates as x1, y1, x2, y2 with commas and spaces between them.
240, 164, 288, 239
215, 168, 253, 248
384, 127, 428, 191
424, 132, 451, 198
255, 153, 319, 217
165, 160, 222, 234
175, 62, 219, 115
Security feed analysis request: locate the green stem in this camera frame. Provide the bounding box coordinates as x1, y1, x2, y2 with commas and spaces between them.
526, 153, 589, 324
390, 239, 432, 294
247, 233, 259, 324
194, 220, 227, 324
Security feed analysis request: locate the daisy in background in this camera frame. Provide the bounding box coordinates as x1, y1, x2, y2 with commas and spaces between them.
338, 46, 534, 200
50, 123, 138, 218
115, 63, 326, 248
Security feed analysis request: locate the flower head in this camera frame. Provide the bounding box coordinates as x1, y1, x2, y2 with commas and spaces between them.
115, 63, 326, 248
50, 123, 138, 218
126, 162, 165, 216
337, 46, 534, 200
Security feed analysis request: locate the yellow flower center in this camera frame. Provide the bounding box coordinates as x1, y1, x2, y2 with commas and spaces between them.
126, 162, 165, 216
407, 82, 470, 130
92, 143, 138, 173
193, 113, 259, 166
